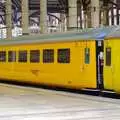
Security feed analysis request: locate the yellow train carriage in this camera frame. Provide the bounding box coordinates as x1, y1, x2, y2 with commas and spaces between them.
0, 31, 98, 90
104, 27, 120, 93
0, 27, 114, 90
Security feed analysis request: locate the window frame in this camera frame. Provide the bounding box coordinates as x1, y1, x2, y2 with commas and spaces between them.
43, 49, 54, 63
8, 51, 16, 62
85, 48, 90, 64
106, 47, 111, 66
0, 51, 6, 62
18, 50, 27, 62
57, 48, 70, 63
30, 50, 40, 63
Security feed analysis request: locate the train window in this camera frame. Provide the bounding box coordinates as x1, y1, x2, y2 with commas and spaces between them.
18, 50, 27, 62
8, 51, 16, 62
43, 49, 54, 63
30, 50, 40, 63
57, 49, 70, 63
85, 48, 90, 64
106, 47, 111, 66
0, 51, 6, 62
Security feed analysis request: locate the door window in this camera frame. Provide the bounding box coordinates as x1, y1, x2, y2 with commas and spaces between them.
106, 47, 111, 66
85, 48, 90, 64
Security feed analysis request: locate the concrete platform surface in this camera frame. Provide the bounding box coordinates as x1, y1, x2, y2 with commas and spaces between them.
0, 83, 120, 120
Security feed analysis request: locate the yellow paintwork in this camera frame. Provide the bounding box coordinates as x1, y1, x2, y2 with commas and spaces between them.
104, 38, 120, 93
0, 40, 97, 89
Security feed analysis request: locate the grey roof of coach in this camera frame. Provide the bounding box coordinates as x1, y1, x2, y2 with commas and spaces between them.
0, 26, 118, 46
106, 27, 120, 39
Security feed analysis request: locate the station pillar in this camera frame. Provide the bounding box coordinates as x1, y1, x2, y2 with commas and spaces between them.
91, 0, 100, 28
87, 5, 92, 28
21, 0, 29, 35
103, 7, 109, 26
60, 13, 65, 32
6, 0, 12, 40
40, 0, 47, 33
77, 0, 82, 29
68, 0, 77, 30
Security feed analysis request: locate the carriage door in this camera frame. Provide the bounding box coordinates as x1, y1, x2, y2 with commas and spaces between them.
96, 41, 104, 89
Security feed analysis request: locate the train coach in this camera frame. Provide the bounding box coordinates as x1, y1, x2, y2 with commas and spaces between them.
0, 26, 119, 94
104, 27, 120, 93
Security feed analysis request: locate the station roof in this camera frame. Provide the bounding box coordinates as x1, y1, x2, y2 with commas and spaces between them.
0, 0, 118, 27
1, 0, 115, 13
0, 0, 68, 24
10, 0, 68, 13
13, 0, 115, 13
29, 0, 68, 13
0, 0, 117, 25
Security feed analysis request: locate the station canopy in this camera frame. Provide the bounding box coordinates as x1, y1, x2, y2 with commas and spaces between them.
11, 0, 68, 13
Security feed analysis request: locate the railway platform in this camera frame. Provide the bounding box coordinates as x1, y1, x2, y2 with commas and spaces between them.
0, 83, 120, 120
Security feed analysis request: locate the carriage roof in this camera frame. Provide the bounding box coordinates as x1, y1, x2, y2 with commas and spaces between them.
105, 26, 120, 39
0, 26, 117, 46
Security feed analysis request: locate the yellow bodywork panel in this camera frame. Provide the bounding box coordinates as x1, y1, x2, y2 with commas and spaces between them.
0, 40, 97, 89
104, 38, 120, 92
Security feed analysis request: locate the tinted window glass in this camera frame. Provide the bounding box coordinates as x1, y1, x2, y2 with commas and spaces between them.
18, 50, 27, 62
58, 49, 70, 63
30, 50, 40, 63
8, 51, 16, 62
85, 48, 90, 64
106, 47, 111, 66
43, 49, 54, 63
0, 51, 6, 62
